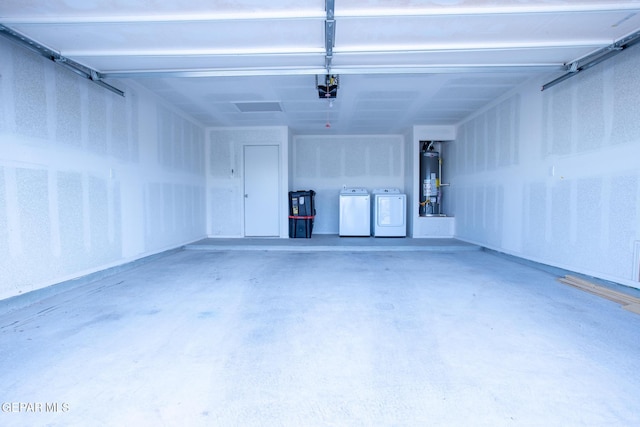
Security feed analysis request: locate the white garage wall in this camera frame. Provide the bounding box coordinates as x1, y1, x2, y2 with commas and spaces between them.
207, 127, 289, 238
448, 44, 640, 289
404, 128, 416, 236
0, 40, 207, 300
291, 134, 405, 234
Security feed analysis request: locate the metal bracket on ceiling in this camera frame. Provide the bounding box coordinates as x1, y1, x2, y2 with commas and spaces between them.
325, 20, 335, 58
325, 0, 335, 73
0, 23, 124, 97
324, 55, 333, 70
542, 28, 640, 90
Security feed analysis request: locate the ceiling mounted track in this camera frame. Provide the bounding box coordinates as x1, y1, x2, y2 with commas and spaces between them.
542, 29, 640, 90
325, 0, 335, 72
0, 24, 124, 97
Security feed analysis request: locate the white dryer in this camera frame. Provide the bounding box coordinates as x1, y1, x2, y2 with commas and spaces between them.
371, 188, 406, 237
339, 188, 370, 236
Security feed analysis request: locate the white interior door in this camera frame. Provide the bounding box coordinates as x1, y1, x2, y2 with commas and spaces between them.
244, 145, 280, 236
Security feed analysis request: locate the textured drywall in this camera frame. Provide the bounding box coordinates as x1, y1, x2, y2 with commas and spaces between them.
448, 44, 640, 288
0, 39, 206, 299
404, 128, 415, 235
291, 135, 405, 234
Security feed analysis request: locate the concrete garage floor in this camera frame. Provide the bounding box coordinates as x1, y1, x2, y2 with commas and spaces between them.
1, 239, 640, 426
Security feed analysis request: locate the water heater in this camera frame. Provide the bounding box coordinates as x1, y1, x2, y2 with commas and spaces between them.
419, 142, 441, 216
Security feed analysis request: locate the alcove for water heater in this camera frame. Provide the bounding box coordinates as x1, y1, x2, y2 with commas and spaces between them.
419, 141, 448, 217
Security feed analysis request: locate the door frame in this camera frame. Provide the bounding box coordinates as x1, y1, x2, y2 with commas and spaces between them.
242, 142, 287, 237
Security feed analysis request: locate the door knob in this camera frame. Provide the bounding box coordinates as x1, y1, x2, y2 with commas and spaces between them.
244, 194, 248, 198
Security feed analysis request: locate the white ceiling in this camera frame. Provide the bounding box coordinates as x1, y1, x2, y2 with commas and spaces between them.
2, 1, 640, 135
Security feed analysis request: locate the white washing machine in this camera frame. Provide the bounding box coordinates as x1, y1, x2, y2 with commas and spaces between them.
372, 188, 406, 237
339, 188, 370, 236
